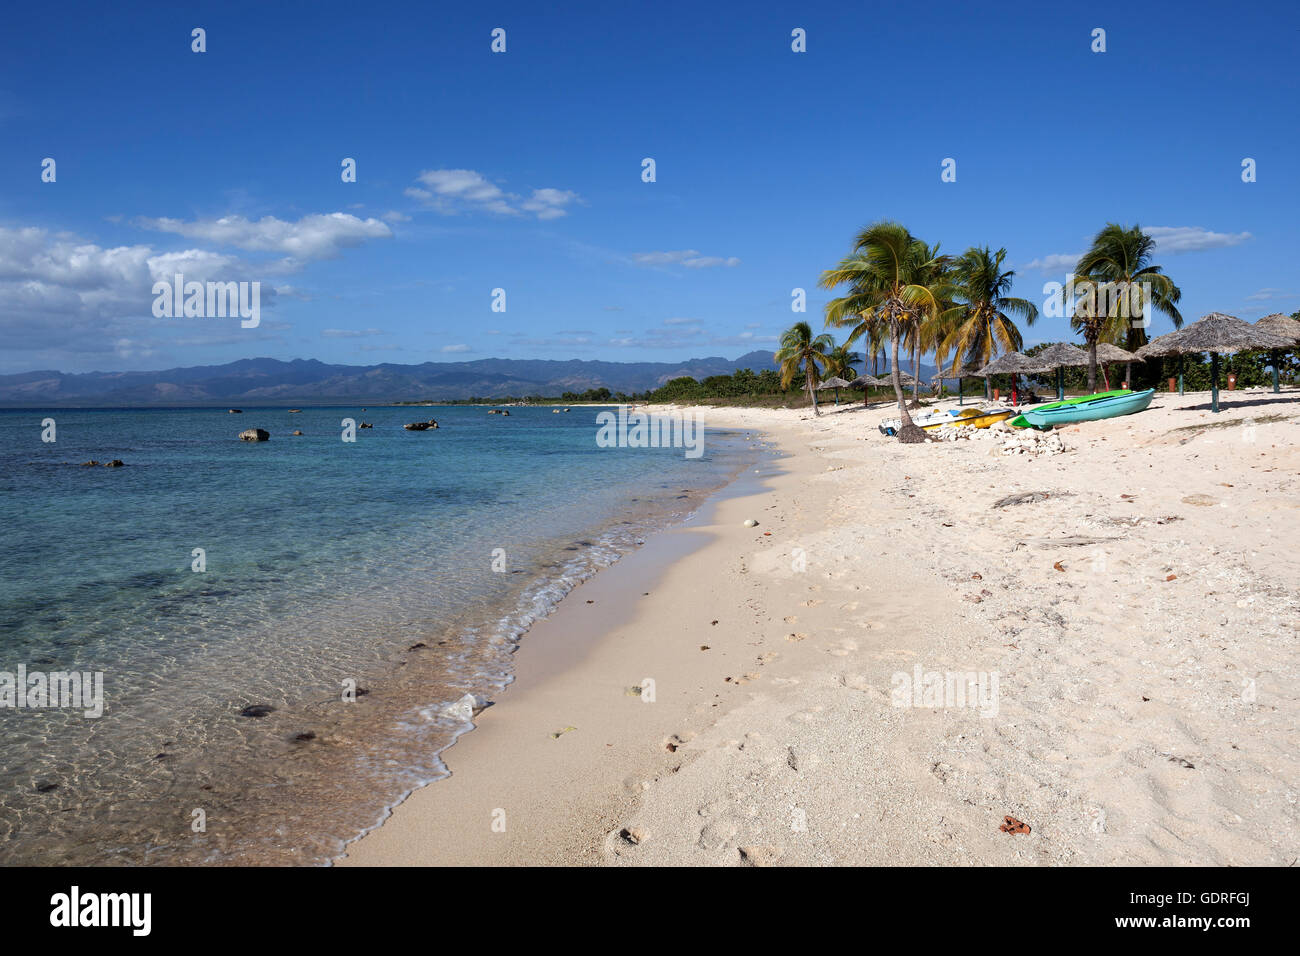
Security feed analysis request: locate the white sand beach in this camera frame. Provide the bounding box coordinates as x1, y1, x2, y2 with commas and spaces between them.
341, 388, 1300, 866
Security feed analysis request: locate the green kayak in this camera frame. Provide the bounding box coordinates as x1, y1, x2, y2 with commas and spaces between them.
1009, 389, 1132, 428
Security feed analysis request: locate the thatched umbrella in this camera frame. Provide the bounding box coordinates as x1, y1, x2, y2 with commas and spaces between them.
974, 352, 1040, 403
816, 375, 852, 405
931, 362, 981, 405
1090, 342, 1142, 390
1025, 343, 1090, 400
881, 369, 919, 387
1255, 314, 1300, 393
1136, 312, 1294, 412
848, 374, 883, 406
974, 351, 1040, 376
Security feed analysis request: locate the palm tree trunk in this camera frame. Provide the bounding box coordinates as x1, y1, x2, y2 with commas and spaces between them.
891, 321, 925, 443
1087, 338, 1098, 393
806, 367, 820, 416
910, 345, 921, 408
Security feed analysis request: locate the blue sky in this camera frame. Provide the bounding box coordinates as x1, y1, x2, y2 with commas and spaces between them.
2, 0, 1297, 373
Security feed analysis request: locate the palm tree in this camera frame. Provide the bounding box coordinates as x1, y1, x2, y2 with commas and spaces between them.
942, 246, 1039, 398
775, 321, 835, 416
1069, 224, 1182, 392
905, 242, 955, 407
819, 221, 949, 442
823, 344, 859, 404
823, 293, 883, 405
825, 344, 859, 379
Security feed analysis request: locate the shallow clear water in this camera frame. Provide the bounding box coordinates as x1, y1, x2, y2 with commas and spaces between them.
0, 405, 754, 864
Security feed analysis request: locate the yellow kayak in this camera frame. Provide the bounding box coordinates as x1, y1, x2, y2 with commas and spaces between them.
921, 408, 1016, 431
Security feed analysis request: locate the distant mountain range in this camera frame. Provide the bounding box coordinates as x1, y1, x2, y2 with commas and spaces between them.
0, 352, 772, 405
0, 352, 941, 406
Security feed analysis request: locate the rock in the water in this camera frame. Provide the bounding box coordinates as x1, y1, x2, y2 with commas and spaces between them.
238, 428, 270, 442
358, 422, 373, 428
292, 430, 303, 436
439, 693, 488, 722
80, 460, 99, 467
239, 704, 275, 718
102, 459, 125, 467
228, 409, 243, 414
404, 419, 439, 431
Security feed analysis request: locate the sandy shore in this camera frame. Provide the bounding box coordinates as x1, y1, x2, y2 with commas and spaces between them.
340, 387, 1300, 866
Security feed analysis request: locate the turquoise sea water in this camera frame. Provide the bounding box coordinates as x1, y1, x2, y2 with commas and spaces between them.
0, 405, 755, 864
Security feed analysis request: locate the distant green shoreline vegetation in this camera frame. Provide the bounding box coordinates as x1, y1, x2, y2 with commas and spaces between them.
390, 342, 1297, 410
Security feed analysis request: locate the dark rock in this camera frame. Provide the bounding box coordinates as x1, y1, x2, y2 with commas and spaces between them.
239, 704, 276, 718
292, 430, 303, 436
229, 409, 243, 413
80, 460, 99, 467
103, 459, 125, 467
36, 782, 60, 793
238, 428, 270, 442
294, 732, 316, 742
358, 422, 373, 428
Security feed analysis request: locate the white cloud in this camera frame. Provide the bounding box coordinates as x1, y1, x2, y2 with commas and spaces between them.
521, 188, 580, 220
441, 343, 471, 353
409, 169, 583, 220
1024, 226, 1251, 276
631, 249, 740, 269
606, 325, 773, 350
1023, 252, 1083, 273
322, 328, 385, 338
136, 213, 392, 264
0, 222, 308, 365
382, 210, 411, 223
1147, 226, 1252, 254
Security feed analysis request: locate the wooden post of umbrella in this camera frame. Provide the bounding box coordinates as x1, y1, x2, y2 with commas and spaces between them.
1056, 367, 1064, 401
1138, 313, 1292, 416
1210, 353, 1220, 413
1253, 315, 1300, 395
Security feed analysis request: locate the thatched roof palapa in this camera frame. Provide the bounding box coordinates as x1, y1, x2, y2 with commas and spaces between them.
1025, 343, 1090, 372
1136, 312, 1293, 358
816, 376, 852, 390
973, 352, 1039, 377
848, 374, 884, 388
1093, 342, 1142, 363
930, 361, 982, 381
1255, 313, 1300, 344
